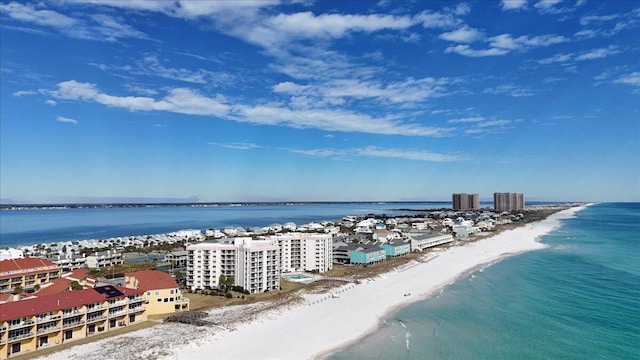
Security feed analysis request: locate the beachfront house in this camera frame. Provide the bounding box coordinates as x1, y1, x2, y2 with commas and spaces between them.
0, 285, 146, 359
0, 249, 23, 261
85, 250, 123, 269
408, 232, 454, 252
349, 245, 386, 265
124, 270, 189, 315
164, 250, 188, 269
381, 239, 411, 258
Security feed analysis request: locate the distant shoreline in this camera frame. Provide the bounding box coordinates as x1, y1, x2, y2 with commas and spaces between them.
1, 201, 453, 211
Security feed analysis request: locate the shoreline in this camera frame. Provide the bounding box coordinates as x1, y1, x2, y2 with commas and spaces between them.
30, 205, 590, 360
167, 205, 591, 360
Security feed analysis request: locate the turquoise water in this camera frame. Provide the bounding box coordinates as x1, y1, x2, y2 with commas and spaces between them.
329, 203, 640, 359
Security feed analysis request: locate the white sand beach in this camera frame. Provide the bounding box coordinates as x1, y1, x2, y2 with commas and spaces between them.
35, 205, 588, 360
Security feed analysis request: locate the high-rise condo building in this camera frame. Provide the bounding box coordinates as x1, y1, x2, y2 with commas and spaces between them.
186, 238, 280, 294
266, 233, 333, 273
493, 192, 525, 212
452, 193, 480, 210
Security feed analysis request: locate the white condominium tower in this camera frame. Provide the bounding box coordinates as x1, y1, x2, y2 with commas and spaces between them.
186, 238, 280, 294
266, 233, 333, 273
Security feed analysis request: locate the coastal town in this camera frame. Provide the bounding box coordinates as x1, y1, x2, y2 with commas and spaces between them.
0, 193, 578, 359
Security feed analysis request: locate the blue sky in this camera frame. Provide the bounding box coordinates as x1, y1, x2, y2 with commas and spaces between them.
1, 0, 638, 203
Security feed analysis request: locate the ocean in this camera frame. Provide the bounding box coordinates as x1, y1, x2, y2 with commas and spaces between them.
329, 202, 640, 360
0, 202, 454, 247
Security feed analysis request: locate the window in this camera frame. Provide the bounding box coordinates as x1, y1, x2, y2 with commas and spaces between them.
155, 291, 159, 296
157, 299, 162, 302
147, 291, 151, 296
164, 298, 168, 302
170, 289, 174, 294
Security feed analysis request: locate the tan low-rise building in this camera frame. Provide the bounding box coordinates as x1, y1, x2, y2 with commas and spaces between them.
0, 258, 61, 293
124, 270, 189, 315
0, 285, 146, 359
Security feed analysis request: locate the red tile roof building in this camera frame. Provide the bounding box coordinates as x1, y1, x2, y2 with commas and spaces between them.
124, 270, 189, 315
0, 258, 61, 292
0, 285, 146, 359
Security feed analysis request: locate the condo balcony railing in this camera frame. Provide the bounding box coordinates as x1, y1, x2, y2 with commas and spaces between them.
37, 326, 61, 335
86, 315, 107, 323
8, 332, 33, 342
108, 299, 128, 307
8, 320, 35, 330
63, 310, 82, 318
108, 310, 127, 318
128, 306, 145, 313
62, 320, 84, 329
37, 315, 62, 323
0, 325, 7, 332
87, 305, 107, 312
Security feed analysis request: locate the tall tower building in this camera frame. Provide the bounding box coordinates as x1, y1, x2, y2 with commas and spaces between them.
493, 192, 525, 212
452, 193, 480, 210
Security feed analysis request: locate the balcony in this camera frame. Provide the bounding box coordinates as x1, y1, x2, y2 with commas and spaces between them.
62, 320, 84, 329
128, 297, 145, 304
128, 306, 145, 313
108, 299, 128, 307
8, 320, 35, 330
8, 332, 33, 342
0, 325, 7, 332
87, 305, 107, 312
37, 315, 61, 324
37, 326, 61, 335
108, 310, 126, 318
86, 315, 107, 323
63, 310, 82, 318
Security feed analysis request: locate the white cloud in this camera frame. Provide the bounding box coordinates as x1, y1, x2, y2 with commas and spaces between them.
13, 90, 37, 96
580, 14, 620, 26
501, 0, 528, 10
273, 82, 308, 95
232, 104, 452, 136
0, 2, 148, 42
46, 80, 453, 137
490, 33, 568, 50
535, 0, 563, 10
613, 72, 640, 86
46, 99, 57, 106
448, 117, 485, 123
241, 11, 415, 48
208, 142, 260, 150
414, 10, 461, 29
56, 116, 78, 125
49, 80, 230, 116
484, 84, 534, 97
575, 47, 620, 61
538, 53, 573, 64
439, 26, 482, 43
290, 148, 337, 157
445, 45, 509, 57
353, 146, 464, 162
0, 2, 77, 28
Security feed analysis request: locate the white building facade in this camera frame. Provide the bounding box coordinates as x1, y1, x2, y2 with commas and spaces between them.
266, 233, 333, 273
186, 238, 280, 294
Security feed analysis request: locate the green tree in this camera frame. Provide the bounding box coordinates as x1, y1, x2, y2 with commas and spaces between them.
12, 285, 23, 294
70, 281, 83, 291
